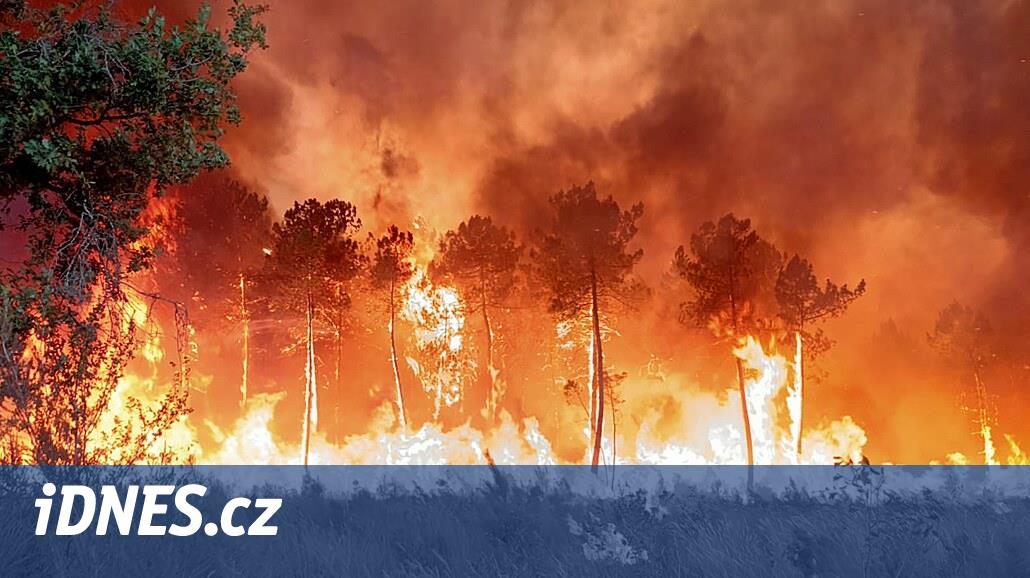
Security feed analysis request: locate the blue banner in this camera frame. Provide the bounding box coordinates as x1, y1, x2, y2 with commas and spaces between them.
2, 466, 1028, 576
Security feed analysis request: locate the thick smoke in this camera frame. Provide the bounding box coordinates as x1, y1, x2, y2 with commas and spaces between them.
133, 0, 1028, 461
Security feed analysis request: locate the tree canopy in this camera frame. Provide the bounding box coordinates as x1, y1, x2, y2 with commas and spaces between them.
675, 213, 782, 336
536, 182, 645, 320
929, 302, 996, 369
775, 254, 865, 356
263, 198, 363, 310
370, 225, 415, 294
432, 215, 521, 313
0, 0, 266, 464
160, 174, 273, 326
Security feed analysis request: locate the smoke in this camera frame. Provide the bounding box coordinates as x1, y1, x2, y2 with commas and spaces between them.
128, 0, 1029, 462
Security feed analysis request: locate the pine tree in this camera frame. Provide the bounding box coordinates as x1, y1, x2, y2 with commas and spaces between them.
370, 226, 416, 433
929, 303, 998, 465
263, 199, 363, 466
535, 182, 644, 471
675, 214, 782, 490
431, 216, 522, 421
159, 174, 273, 407
775, 255, 865, 460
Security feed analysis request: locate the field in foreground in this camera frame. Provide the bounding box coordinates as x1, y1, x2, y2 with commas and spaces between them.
1, 466, 1028, 577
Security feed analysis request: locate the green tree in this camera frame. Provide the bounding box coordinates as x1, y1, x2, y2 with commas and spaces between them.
0, 1, 266, 464
775, 255, 865, 459
536, 182, 644, 471
431, 215, 522, 421
263, 199, 363, 466
370, 226, 415, 433
674, 214, 782, 489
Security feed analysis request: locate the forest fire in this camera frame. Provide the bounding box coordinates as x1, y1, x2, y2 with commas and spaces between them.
9, 3, 1030, 576
10, 187, 1030, 468
107, 307, 873, 467
2, 0, 1029, 474
72, 210, 933, 469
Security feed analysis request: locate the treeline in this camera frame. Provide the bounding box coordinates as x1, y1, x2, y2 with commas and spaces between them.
163, 176, 871, 473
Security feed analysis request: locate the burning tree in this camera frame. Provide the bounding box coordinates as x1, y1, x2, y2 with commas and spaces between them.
775, 255, 865, 460
675, 214, 782, 488
370, 226, 416, 433
263, 199, 363, 466
535, 183, 644, 471
159, 175, 273, 406
929, 302, 998, 465
431, 215, 522, 422
0, 1, 266, 463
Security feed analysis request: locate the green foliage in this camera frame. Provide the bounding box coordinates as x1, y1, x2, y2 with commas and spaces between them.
0, 1, 266, 464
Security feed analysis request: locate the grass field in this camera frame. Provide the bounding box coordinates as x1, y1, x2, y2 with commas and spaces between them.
1, 466, 1028, 577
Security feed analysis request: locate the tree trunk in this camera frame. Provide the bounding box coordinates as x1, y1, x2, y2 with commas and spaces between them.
334, 324, 342, 435
735, 357, 754, 486
729, 291, 754, 493
240, 273, 249, 407
390, 277, 408, 433
588, 330, 597, 438
335, 311, 342, 391
610, 363, 617, 486
795, 331, 804, 462
477, 268, 498, 422
74, 379, 83, 465
590, 272, 606, 473
481, 286, 496, 421
302, 291, 317, 467
972, 366, 995, 465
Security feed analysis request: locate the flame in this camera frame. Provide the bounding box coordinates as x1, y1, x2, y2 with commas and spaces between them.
1005, 434, 1028, 465
788, 332, 803, 464
981, 425, 997, 466
104, 322, 1029, 466
91, 292, 198, 464
634, 336, 868, 465
734, 336, 790, 464
81, 195, 198, 464
401, 266, 469, 419
204, 394, 554, 465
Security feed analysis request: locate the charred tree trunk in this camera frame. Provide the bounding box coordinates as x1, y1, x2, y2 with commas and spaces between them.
389, 277, 408, 433
590, 271, 606, 473
588, 330, 597, 438
730, 290, 755, 493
